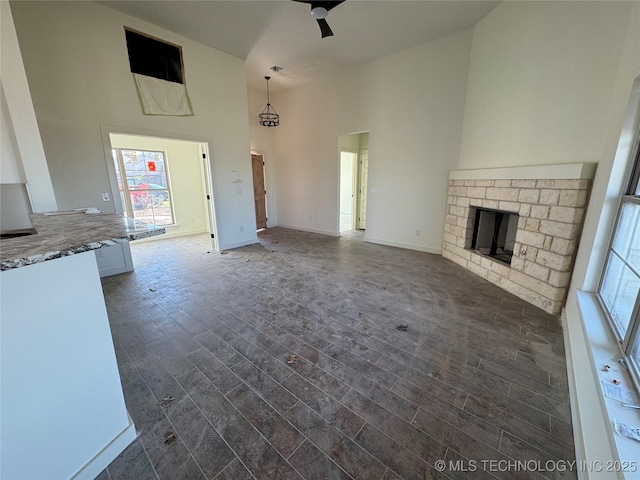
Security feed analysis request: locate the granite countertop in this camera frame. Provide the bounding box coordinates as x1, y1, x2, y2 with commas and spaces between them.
0, 211, 165, 271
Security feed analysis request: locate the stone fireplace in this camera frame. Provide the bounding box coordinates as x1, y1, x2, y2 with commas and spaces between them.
442, 163, 595, 314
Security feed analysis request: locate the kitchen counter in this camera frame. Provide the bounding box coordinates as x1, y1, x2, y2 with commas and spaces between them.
1, 211, 165, 479
0, 211, 165, 270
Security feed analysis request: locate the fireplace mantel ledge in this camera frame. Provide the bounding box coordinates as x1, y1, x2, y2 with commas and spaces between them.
450, 163, 597, 181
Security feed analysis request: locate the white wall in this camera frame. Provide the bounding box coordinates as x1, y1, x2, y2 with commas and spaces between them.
564, 5, 640, 471
570, 3, 640, 293
339, 152, 355, 216
458, 1, 633, 170
109, 134, 209, 240
11, 1, 256, 250
566, 5, 640, 471
1, 84, 25, 184
456, 0, 640, 473
0, 2, 56, 212
339, 133, 361, 151
0, 184, 32, 231
338, 132, 369, 152
457, 1, 639, 285
0, 83, 33, 230
262, 29, 473, 250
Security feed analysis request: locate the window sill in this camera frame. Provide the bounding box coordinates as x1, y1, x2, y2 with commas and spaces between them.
573, 291, 640, 478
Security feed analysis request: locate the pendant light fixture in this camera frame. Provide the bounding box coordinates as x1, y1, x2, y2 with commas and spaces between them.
259, 76, 279, 127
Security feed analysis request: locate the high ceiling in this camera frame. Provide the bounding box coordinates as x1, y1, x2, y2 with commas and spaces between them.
99, 0, 500, 93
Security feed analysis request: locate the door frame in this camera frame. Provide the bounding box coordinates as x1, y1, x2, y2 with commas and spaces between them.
200, 143, 219, 251
99, 124, 220, 250
250, 150, 271, 228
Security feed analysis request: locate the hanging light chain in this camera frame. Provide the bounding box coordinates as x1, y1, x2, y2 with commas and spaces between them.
266, 75, 272, 106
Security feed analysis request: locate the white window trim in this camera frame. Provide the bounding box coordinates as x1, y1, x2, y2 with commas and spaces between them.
570, 293, 640, 479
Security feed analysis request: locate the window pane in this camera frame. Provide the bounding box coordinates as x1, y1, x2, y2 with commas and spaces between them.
115, 148, 174, 226
149, 202, 173, 226
149, 189, 169, 206
601, 252, 640, 336
125, 29, 183, 84
131, 204, 172, 226
612, 202, 640, 274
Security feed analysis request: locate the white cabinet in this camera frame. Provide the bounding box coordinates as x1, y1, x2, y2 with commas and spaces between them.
95, 241, 134, 277
0, 251, 135, 479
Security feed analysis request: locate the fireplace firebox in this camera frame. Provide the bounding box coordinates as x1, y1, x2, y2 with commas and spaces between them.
471, 208, 519, 265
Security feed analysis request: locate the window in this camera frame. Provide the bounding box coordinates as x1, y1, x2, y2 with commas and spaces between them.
599, 136, 640, 388
112, 148, 175, 226
124, 28, 183, 84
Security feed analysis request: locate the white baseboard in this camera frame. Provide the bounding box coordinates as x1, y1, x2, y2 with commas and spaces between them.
364, 236, 442, 254
132, 227, 208, 243
71, 414, 137, 480
219, 237, 259, 250
276, 224, 339, 237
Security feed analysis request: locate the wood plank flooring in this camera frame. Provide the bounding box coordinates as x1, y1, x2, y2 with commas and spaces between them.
99, 228, 575, 480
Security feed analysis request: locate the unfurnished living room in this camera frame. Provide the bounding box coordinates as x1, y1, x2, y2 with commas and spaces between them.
1, 1, 639, 479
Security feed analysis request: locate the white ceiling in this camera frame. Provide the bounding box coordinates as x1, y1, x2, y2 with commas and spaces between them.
100, 0, 500, 93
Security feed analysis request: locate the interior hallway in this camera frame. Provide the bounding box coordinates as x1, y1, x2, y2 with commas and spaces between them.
99, 228, 574, 480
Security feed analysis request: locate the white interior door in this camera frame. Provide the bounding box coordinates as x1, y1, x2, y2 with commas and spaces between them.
358, 152, 368, 230
339, 151, 358, 232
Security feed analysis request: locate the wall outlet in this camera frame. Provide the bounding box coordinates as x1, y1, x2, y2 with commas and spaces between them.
415, 229, 421, 237
240, 226, 244, 233
309, 215, 313, 222
371, 187, 376, 193
101, 192, 110, 202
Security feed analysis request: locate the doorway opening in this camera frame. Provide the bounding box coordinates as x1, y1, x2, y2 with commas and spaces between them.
251, 153, 268, 231
338, 132, 369, 233
339, 151, 357, 232
104, 130, 219, 251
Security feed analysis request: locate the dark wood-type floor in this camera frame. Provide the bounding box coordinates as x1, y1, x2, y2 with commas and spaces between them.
99, 228, 575, 480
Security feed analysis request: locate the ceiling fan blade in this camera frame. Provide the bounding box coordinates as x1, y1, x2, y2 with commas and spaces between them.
293, 0, 344, 11
317, 18, 333, 38
312, 1, 344, 12
293, 0, 343, 38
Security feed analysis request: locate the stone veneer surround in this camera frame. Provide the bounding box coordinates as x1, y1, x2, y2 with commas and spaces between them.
442, 163, 595, 314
